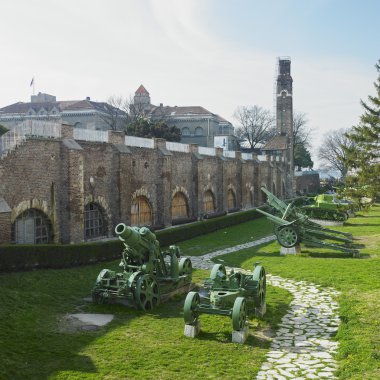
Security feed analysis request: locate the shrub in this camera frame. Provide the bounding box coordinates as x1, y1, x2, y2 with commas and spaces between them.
0, 208, 265, 272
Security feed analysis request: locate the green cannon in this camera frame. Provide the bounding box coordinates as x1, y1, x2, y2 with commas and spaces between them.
301, 194, 356, 221
256, 187, 359, 256
183, 262, 266, 337
92, 224, 193, 310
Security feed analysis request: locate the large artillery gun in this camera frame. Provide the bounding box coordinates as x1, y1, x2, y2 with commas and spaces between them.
257, 188, 359, 256
301, 194, 356, 221
92, 224, 192, 310
183, 262, 266, 341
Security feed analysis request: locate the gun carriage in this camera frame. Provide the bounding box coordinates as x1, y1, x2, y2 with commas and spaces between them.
92, 223, 193, 310
301, 194, 356, 221
257, 188, 359, 256
183, 263, 266, 335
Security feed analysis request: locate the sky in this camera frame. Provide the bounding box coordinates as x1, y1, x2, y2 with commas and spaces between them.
0, 0, 379, 167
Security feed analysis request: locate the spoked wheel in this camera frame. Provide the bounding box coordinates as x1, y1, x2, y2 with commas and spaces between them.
252, 265, 266, 310
134, 274, 160, 311
92, 269, 113, 303
179, 257, 192, 277
184, 291, 200, 325
276, 226, 298, 248
232, 297, 247, 331
210, 263, 227, 280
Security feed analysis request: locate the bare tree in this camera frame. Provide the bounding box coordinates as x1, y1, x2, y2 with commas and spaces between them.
293, 112, 311, 147
99, 95, 172, 131
318, 128, 355, 179
233, 105, 276, 149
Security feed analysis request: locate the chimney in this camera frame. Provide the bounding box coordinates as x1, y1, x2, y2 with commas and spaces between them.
86, 96, 90, 101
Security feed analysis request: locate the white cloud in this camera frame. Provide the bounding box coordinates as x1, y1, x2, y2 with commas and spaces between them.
0, 0, 376, 168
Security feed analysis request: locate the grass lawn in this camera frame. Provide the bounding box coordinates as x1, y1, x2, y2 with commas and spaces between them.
216, 204, 380, 379
0, 206, 379, 379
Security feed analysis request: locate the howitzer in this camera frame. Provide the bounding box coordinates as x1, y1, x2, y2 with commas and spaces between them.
257, 187, 359, 257
92, 224, 192, 310
183, 263, 266, 341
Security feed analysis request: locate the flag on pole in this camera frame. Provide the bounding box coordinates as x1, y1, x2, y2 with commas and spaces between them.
30, 77, 34, 87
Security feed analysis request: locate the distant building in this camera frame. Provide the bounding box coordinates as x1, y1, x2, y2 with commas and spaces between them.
133, 85, 238, 150
0, 92, 124, 131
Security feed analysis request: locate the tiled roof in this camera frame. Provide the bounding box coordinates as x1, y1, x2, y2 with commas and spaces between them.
135, 85, 149, 95
0, 99, 117, 114
150, 105, 230, 124
0, 102, 59, 113
262, 135, 288, 150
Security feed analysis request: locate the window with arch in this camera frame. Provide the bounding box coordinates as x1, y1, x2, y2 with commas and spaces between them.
131, 196, 152, 226
203, 190, 215, 213
195, 127, 203, 136
171, 192, 189, 219
12, 208, 52, 244
227, 189, 236, 210
182, 127, 190, 136
84, 203, 107, 239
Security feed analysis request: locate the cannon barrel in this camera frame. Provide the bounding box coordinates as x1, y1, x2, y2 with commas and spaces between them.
115, 223, 157, 250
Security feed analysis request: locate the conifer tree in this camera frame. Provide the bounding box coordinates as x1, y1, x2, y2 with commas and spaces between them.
345, 60, 380, 196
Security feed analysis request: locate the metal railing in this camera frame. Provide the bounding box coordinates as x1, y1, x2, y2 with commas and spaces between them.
241, 153, 253, 160
124, 135, 154, 149
199, 146, 216, 156
73, 128, 108, 143
223, 150, 235, 158
165, 141, 190, 153
0, 120, 62, 158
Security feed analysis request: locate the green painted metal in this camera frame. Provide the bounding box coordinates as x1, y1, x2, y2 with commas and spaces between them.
92, 224, 192, 310
257, 187, 359, 256
183, 262, 266, 333
301, 194, 357, 221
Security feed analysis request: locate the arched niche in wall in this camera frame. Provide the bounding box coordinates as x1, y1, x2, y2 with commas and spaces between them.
131, 196, 153, 226
84, 202, 108, 240
203, 190, 215, 213
12, 208, 52, 244
171, 191, 189, 220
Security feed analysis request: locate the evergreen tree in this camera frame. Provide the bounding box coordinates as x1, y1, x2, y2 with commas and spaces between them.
126, 119, 181, 142
346, 60, 380, 197
294, 142, 313, 170
0, 124, 9, 136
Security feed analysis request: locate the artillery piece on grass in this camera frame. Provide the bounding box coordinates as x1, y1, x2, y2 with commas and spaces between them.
301, 194, 356, 221
257, 188, 359, 257
92, 224, 193, 310
183, 263, 266, 341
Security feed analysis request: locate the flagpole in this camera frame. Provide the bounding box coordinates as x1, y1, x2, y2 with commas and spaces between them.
30, 77, 35, 96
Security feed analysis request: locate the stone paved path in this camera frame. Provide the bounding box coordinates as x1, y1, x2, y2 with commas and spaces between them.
186, 235, 341, 379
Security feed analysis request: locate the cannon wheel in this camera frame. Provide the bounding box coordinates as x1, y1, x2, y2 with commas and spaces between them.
179, 257, 192, 276
210, 263, 227, 280
92, 269, 112, 303
232, 297, 247, 331
134, 274, 160, 311
184, 291, 200, 325
252, 265, 266, 309
276, 226, 298, 248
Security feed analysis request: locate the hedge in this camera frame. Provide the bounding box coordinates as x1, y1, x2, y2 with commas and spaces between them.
0, 207, 266, 272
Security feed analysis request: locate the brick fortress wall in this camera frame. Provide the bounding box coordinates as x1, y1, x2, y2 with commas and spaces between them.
0, 127, 287, 244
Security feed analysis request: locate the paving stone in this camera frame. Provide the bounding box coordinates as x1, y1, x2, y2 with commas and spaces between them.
188, 236, 340, 380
